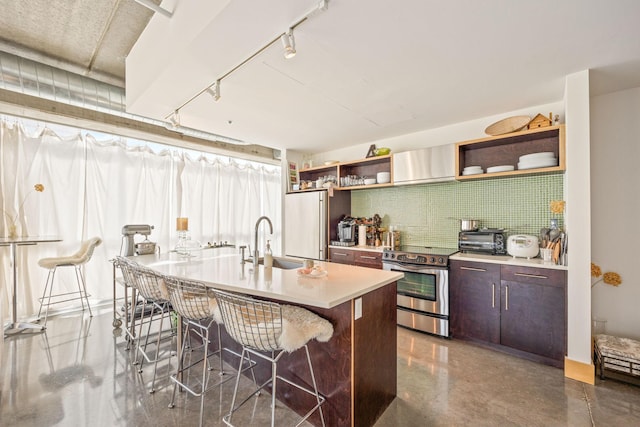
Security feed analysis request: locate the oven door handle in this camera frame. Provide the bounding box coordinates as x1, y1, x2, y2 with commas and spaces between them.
383, 261, 445, 272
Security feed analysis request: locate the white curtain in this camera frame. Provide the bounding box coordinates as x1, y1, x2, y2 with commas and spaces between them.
0, 116, 281, 323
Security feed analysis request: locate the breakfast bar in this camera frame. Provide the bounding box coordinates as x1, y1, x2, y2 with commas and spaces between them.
134, 251, 403, 427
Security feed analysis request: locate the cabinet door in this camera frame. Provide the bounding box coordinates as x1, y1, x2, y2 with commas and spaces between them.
449, 261, 500, 343
500, 266, 567, 361
329, 248, 354, 265
354, 251, 382, 269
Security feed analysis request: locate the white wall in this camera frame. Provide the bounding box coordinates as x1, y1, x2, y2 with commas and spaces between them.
308, 101, 563, 163
590, 86, 640, 339
563, 70, 593, 365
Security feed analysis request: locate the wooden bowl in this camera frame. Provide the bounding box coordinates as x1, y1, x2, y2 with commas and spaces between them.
485, 116, 531, 136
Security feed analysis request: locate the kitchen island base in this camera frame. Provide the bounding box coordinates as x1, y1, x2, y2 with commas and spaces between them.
215, 282, 398, 427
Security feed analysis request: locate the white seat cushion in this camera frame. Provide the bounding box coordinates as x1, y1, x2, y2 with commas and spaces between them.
278, 305, 334, 353
38, 255, 85, 269
38, 237, 102, 269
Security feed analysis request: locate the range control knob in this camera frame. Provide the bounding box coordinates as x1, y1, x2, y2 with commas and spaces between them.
429, 256, 436, 263
438, 257, 445, 265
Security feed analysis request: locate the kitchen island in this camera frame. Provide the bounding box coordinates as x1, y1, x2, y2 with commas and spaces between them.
134, 251, 403, 427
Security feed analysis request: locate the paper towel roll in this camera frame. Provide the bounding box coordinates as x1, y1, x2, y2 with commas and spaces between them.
358, 225, 367, 246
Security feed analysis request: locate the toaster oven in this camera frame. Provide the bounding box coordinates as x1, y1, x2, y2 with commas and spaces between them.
458, 230, 507, 255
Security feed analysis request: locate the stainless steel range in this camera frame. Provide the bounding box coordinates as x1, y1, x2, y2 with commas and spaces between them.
382, 246, 458, 337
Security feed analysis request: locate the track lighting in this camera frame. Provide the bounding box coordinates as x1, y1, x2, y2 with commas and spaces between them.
205, 80, 221, 101
280, 29, 296, 59
167, 110, 180, 130
168, 1, 329, 116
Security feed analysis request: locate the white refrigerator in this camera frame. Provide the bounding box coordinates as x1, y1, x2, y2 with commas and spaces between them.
284, 191, 328, 260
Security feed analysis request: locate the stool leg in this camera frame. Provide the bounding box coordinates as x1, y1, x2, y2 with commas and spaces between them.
42, 267, 58, 328
199, 327, 210, 427
304, 344, 326, 427
74, 265, 93, 317
136, 298, 153, 368
225, 347, 247, 426
169, 323, 191, 409
271, 356, 277, 427
149, 302, 170, 393
37, 268, 55, 321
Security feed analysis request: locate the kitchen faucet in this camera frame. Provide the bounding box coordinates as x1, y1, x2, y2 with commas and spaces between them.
253, 216, 273, 267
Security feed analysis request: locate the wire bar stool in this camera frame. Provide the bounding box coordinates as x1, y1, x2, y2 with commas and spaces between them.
162, 276, 255, 427
127, 262, 176, 392
113, 256, 145, 352
212, 289, 333, 427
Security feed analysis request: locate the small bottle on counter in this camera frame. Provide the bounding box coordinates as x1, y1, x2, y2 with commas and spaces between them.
264, 240, 273, 268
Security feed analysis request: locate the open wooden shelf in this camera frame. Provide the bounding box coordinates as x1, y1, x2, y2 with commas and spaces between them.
297, 154, 393, 190
455, 125, 565, 180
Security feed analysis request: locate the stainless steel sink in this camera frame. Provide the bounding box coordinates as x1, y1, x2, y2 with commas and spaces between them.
256, 257, 303, 270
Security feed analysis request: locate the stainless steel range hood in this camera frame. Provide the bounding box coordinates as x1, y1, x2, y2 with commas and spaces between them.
393, 144, 455, 185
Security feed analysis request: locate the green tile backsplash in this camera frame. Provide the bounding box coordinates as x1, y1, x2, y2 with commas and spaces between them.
351, 174, 564, 248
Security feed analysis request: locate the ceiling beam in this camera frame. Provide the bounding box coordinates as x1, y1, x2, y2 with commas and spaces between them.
0, 88, 277, 163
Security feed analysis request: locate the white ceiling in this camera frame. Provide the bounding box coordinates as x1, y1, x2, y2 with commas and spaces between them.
2, 1, 640, 153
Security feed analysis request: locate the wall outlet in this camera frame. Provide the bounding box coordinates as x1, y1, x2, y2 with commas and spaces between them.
354, 297, 362, 320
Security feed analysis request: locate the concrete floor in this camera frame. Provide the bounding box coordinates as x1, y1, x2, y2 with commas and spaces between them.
2, 307, 640, 426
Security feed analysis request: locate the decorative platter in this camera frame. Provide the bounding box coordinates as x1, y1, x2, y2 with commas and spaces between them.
485, 115, 531, 136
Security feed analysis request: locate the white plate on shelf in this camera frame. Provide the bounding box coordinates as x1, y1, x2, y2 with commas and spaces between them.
486, 165, 515, 173
462, 170, 484, 176
517, 157, 558, 170
519, 152, 555, 162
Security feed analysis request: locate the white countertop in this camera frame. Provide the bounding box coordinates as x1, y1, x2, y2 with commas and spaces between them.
133, 251, 403, 309
450, 252, 568, 270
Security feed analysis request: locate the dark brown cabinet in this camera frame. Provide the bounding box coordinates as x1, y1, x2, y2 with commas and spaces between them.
450, 259, 567, 367
500, 265, 567, 363
329, 248, 382, 269
450, 260, 501, 343
354, 251, 382, 269
329, 248, 355, 265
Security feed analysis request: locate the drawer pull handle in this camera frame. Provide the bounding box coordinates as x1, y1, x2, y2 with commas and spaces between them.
505, 285, 509, 311
460, 266, 487, 272
333, 253, 348, 257
360, 255, 377, 260
492, 283, 495, 308
514, 273, 548, 279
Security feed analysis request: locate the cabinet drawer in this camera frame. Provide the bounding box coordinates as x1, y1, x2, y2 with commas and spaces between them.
501, 265, 566, 286
450, 260, 501, 282
329, 248, 355, 264
354, 251, 382, 269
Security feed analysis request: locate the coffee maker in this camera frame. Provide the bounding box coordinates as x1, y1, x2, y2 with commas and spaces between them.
336, 217, 357, 246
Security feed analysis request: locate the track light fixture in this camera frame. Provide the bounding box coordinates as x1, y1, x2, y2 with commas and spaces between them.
280, 29, 296, 59
168, 0, 329, 119
167, 110, 180, 130
205, 80, 221, 101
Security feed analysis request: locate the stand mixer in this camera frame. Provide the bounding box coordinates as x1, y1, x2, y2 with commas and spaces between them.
121, 224, 156, 256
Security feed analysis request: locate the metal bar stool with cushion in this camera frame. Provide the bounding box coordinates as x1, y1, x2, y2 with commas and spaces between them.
162, 276, 254, 427
37, 236, 102, 328
118, 257, 176, 393
212, 289, 334, 427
